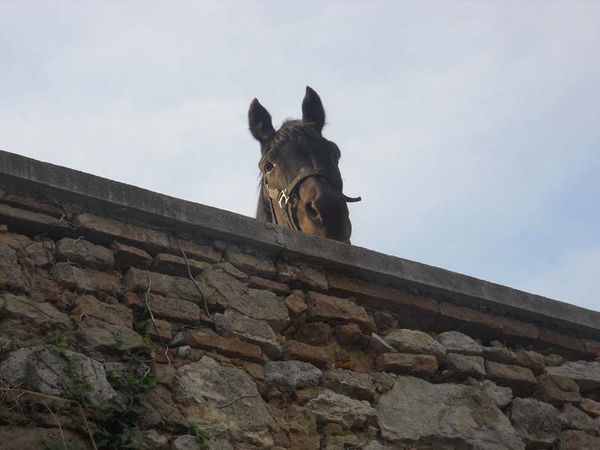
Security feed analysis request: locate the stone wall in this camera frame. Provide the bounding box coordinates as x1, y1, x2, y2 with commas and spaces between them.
0, 150, 599, 449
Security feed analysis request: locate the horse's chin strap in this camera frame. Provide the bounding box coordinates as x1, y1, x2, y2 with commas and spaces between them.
265, 168, 362, 231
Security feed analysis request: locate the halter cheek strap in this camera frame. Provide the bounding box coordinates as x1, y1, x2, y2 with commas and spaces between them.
265, 167, 362, 231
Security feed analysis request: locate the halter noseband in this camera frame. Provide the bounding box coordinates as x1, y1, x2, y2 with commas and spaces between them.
263, 166, 362, 232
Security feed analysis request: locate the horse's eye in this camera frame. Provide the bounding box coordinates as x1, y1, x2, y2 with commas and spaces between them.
263, 161, 275, 174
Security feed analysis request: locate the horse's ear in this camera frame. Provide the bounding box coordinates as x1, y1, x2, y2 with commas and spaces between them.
302, 86, 326, 133
248, 98, 275, 145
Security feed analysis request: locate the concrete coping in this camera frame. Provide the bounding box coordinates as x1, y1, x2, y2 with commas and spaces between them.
1, 149, 599, 338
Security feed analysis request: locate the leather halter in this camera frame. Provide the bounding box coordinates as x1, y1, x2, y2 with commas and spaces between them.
262, 164, 362, 232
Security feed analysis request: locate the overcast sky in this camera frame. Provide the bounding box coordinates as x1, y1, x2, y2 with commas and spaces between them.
1, 1, 598, 311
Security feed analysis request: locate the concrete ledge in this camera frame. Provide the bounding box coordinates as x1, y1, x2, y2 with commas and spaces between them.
1, 149, 599, 337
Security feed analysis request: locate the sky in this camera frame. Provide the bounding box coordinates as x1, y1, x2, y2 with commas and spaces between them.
1, 1, 599, 311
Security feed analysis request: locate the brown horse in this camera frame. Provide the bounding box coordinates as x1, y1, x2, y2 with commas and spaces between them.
249, 86, 360, 242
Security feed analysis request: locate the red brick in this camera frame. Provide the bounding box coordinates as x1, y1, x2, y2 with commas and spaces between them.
0, 204, 69, 235
538, 328, 586, 353
284, 340, 332, 369
0, 194, 63, 218
248, 276, 291, 295
184, 330, 265, 363
171, 238, 221, 263
306, 292, 374, 332
375, 352, 438, 375
438, 302, 503, 335
225, 249, 275, 277
495, 316, 539, 340
327, 272, 439, 314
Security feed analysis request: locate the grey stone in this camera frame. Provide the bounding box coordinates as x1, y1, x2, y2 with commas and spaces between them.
305, 389, 376, 429
546, 360, 600, 392
473, 380, 513, 408
510, 398, 561, 447
322, 368, 376, 401
559, 403, 599, 433
0, 345, 117, 406
79, 316, 145, 351
0, 293, 70, 327
0, 243, 29, 292
369, 332, 395, 354
55, 237, 114, 269
123, 267, 201, 301
171, 435, 198, 450
558, 430, 600, 450
384, 329, 446, 361
225, 249, 276, 277
142, 385, 189, 430
214, 309, 282, 358
377, 376, 523, 449
436, 331, 482, 355
197, 269, 290, 331
264, 360, 322, 391
139, 430, 169, 450
74, 294, 132, 327
146, 293, 202, 324
446, 353, 486, 378
213, 261, 248, 280
174, 355, 274, 447
53, 262, 121, 295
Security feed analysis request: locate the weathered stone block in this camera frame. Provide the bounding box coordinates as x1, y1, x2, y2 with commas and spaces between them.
485, 360, 536, 392
53, 262, 121, 295
212, 261, 248, 280
306, 292, 373, 332
472, 379, 513, 408
144, 318, 173, 341
73, 294, 132, 328
1, 293, 70, 327
214, 309, 282, 358
375, 352, 438, 376
511, 398, 561, 447
534, 374, 582, 405
248, 276, 291, 295
305, 389, 376, 429
0, 345, 117, 406
173, 239, 221, 263
0, 243, 29, 293
225, 249, 276, 277
0, 204, 69, 235
0, 426, 88, 450
322, 368, 376, 401
56, 237, 114, 269
184, 329, 265, 362
333, 323, 363, 345
378, 376, 523, 449
284, 340, 331, 368
265, 360, 322, 391
559, 430, 600, 450
277, 260, 328, 291
110, 241, 152, 270
151, 252, 210, 277
580, 398, 600, 417
285, 292, 307, 318
435, 331, 482, 355
546, 360, 600, 393
384, 329, 446, 362
123, 267, 200, 301
294, 321, 332, 346
79, 316, 145, 351
145, 294, 202, 324
446, 353, 486, 379
174, 356, 275, 447
197, 269, 290, 331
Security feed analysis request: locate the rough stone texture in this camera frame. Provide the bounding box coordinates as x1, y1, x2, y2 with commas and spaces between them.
375, 352, 438, 376
284, 339, 331, 368
212, 261, 248, 280
79, 316, 145, 351
580, 398, 600, 417
248, 276, 291, 295
275, 404, 320, 450
370, 332, 395, 354
110, 241, 152, 270
225, 249, 276, 277
385, 329, 447, 361
184, 329, 265, 362
151, 252, 210, 277
558, 430, 600, 450
174, 356, 275, 447
197, 269, 290, 331
146, 293, 202, 324
264, 360, 322, 391
558, 403, 599, 433
53, 262, 121, 295
534, 374, 582, 405
138, 430, 170, 449
306, 291, 373, 332
214, 309, 282, 358
294, 321, 332, 346
123, 267, 201, 301
0, 426, 89, 450
0, 243, 30, 292
514, 350, 545, 375
436, 331, 482, 355
323, 368, 376, 401
277, 260, 329, 291
305, 389, 376, 429
446, 353, 486, 379
55, 237, 114, 269
510, 398, 561, 447
546, 360, 600, 392
334, 322, 363, 344
0, 345, 117, 406
0, 292, 70, 327
73, 294, 132, 327
474, 379, 514, 408
142, 385, 189, 430
485, 360, 537, 392
377, 376, 523, 449
285, 292, 307, 317
175, 239, 222, 264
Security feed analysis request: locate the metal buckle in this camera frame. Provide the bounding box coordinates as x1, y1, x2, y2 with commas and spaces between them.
278, 189, 290, 208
